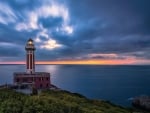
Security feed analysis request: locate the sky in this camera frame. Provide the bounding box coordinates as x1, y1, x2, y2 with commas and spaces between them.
0, 0, 150, 65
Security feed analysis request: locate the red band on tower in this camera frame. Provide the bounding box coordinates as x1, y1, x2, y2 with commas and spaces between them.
25, 39, 36, 73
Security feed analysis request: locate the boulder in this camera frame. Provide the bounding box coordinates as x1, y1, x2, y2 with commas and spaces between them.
132, 95, 150, 111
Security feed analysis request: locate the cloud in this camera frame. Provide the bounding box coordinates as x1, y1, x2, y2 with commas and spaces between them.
0, 42, 23, 58
0, 3, 17, 25
0, 0, 150, 64
39, 17, 63, 28
16, 11, 38, 31
37, 2, 69, 22
15, 0, 72, 32
40, 39, 62, 50
62, 25, 73, 34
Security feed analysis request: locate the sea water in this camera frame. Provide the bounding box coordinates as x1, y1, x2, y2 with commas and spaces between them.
0, 65, 150, 106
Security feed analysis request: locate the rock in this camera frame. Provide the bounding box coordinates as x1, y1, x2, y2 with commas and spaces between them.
132, 95, 150, 111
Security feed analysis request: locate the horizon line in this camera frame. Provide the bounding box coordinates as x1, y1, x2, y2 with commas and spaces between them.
0, 59, 150, 65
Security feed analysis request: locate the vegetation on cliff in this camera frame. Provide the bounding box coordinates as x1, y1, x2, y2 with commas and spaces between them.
0, 88, 133, 113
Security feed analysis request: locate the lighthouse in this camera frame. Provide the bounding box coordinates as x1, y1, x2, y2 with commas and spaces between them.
13, 38, 51, 89
25, 39, 35, 73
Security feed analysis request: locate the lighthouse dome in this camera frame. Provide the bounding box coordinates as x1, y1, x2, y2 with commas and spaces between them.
25, 38, 36, 50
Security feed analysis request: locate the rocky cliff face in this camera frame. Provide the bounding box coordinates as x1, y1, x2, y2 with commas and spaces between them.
132, 95, 150, 111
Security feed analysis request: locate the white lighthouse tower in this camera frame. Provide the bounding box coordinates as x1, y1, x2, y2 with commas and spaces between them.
25, 38, 36, 74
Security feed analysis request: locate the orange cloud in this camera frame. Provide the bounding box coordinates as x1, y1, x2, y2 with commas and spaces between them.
36, 58, 135, 65
1, 57, 150, 65
1, 53, 150, 65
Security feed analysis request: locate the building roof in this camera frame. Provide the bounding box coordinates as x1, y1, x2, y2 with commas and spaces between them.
14, 72, 50, 77
28, 38, 33, 42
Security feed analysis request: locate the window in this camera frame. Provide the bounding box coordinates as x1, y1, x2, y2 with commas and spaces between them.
46, 77, 49, 81
16, 78, 20, 82
40, 84, 43, 88
23, 78, 27, 82
46, 84, 49, 87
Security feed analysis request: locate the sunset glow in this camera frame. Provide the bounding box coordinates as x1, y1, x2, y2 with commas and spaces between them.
1, 58, 150, 65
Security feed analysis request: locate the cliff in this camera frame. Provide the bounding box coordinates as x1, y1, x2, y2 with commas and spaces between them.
132, 95, 150, 111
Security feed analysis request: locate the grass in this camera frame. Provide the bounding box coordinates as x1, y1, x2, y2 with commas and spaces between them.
0, 88, 143, 113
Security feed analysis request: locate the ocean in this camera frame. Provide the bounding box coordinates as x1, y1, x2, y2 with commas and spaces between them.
0, 65, 150, 107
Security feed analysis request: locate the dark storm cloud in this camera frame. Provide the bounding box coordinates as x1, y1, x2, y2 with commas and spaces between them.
4, 0, 40, 10
0, 24, 37, 44
0, 0, 150, 62
0, 46, 22, 57
38, 17, 63, 29
56, 0, 150, 59
68, 0, 150, 36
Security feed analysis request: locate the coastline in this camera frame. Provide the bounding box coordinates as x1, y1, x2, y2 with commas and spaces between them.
0, 84, 149, 112
0, 65, 150, 108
